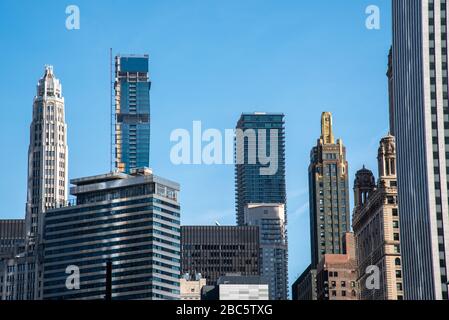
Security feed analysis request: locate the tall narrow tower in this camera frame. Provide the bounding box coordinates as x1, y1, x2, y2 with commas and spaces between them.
25, 66, 68, 245
114, 55, 151, 173
309, 112, 350, 267
393, 0, 449, 300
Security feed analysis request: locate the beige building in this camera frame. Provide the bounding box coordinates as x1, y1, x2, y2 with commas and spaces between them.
352, 134, 403, 300
316, 232, 358, 300
180, 275, 207, 300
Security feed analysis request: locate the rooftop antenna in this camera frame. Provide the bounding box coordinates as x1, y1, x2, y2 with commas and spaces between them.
215, 221, 221, 226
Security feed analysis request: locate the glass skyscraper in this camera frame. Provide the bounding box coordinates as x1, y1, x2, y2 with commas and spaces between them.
43, 168, 181, 300
114, 55, 151, 173
234, 112, 287, 300
235, 113, 286, 225
393, 0, 449, 300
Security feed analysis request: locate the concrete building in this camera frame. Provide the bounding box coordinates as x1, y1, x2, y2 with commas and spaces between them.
316, 233, 358, 300
0, 220, 25, 255
392, 0, 449, 299
1, 66, 69, 300
42, 168, 181, 300
352, 135, 403, 300
244, 203, 287, 300
309, 112, 350, 267
202, 276, 269, 300
114, 55, 151, 173
181, 226, 260, 286
25, 65, 68, 245
291, 265, 317, 300
180, 274, 206, 300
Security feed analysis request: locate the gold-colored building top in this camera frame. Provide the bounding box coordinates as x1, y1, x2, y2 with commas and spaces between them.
321, 112, 335, 144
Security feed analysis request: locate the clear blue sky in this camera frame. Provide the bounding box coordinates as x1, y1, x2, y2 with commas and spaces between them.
0, 0, 392, 288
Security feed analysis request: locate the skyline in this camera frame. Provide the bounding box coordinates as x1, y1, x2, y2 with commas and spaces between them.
0, 0, 392, 288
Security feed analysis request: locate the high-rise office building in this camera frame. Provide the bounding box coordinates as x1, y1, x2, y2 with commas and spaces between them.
114, 55, 151, 173
309, 112, 350, 267
352, 135, 403, 300
392, 0, 449, 300
5, 65, 70, 300
244, 203, 288, 300
25, 65, 68, 246
235, 113, 286, 225
181, 226, 260, 285
42, 168, 181, 300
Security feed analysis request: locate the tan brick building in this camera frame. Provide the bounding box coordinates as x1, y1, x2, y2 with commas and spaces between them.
316, 233, 358, 300
352, 134, 404, 300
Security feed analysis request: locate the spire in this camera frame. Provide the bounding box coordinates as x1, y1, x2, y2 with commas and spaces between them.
321, 112, 335, 144
37, 65, 62, 98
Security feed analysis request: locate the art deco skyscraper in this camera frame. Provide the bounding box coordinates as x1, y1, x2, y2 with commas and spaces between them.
25, 65, 68, 245
114, 55, 151, 173
393, 0, 449, 300
309, 112, 350, 267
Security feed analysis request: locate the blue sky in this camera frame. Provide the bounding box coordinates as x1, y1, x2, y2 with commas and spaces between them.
0, 0, 392, 288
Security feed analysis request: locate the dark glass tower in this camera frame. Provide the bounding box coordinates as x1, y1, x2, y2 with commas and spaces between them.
309, 112, 350, 267
114, 55, 151, 173
235, 113, 286, 225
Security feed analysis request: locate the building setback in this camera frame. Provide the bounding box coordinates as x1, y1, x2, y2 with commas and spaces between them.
42, 168, 181, 300
181, 226, 260, 286
309, 112, 350, 267
392, 0, 449, 299
114, 55, 151, 173
1, 66, 69, 301
352, 135, 403, 300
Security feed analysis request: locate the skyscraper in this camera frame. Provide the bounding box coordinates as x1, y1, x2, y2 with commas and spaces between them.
234, 112, 287, 300
235, 113, 286, 225
393, 0, 449, 300
7, 66, 70, 300
244, 203, 288, 300
352, 135, 403, 300
114, 55, 151, 173
25, 65, 68, 246
309, 112, 350, 267
43, 168, 181, 300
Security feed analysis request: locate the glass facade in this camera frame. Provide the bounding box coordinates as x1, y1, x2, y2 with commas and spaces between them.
42, 171, 181, 300
115, 55, 151, 173
235, 113, 286, 225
